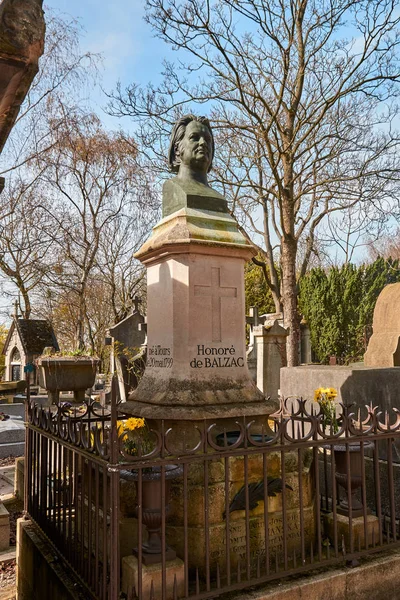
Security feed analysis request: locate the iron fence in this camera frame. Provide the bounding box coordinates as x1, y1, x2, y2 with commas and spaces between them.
25, 383, 400, 600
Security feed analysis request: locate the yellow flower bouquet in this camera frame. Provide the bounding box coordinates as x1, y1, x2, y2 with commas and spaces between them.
314, 387, 339, 433
117, 417, 153, 456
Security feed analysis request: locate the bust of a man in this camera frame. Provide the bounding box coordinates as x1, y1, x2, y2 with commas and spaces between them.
168, 114, 214, 185
163, 114, 227, 217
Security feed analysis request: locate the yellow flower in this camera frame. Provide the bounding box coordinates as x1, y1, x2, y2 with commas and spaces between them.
314, 387, 323, 402
125, 417, 145, 432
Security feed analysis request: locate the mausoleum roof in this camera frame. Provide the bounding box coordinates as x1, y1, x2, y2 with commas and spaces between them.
2, 318, 59, 356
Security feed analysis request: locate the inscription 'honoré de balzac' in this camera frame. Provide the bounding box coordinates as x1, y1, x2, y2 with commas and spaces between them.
190, 345, 244, 369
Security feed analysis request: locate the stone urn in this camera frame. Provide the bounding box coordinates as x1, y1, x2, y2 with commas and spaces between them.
37, 355, 99, 404
120, 465, 182, 565
334, 441, 373, 517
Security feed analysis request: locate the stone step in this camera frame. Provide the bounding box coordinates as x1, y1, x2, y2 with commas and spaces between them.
0, 441, 24, 459
0, 404, 24, 419
0, 421, 25, 445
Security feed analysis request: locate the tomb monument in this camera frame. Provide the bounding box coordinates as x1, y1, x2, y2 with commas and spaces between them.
120, 117, 316, 587
123, 115, 275, 421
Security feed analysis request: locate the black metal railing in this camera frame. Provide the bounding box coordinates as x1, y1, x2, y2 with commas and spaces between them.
25, 383, 400, 600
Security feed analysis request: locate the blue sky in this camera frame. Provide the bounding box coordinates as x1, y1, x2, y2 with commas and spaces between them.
45, 0, 168, 123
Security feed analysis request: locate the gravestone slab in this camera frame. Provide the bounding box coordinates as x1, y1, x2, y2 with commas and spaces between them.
109, 305, 146, 402
0, 416, 25, 458
364, 282, 400, 367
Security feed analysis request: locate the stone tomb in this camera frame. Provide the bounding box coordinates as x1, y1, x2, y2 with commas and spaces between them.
364, 282, 400, 367
166, 446, 315, 574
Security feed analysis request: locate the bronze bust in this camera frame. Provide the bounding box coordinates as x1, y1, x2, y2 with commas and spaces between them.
164, 115, 227, 217
168, 114, 214, 185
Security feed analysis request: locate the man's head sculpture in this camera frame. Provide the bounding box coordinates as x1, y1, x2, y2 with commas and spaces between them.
168, 114, 215, 177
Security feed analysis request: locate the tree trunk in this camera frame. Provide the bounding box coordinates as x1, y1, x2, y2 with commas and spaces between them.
281, 238, 301, 367
19, 284, 31, 319
77, 291, 86, 351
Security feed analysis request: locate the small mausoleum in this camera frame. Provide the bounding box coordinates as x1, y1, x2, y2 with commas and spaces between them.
2, 303, 59, 384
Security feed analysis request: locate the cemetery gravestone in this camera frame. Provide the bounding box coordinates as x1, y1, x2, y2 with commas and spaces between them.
364, 282, 400, 367
108, 299, 146, 402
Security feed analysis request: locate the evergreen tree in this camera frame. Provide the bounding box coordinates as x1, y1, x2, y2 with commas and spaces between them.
299, 258, 400, 363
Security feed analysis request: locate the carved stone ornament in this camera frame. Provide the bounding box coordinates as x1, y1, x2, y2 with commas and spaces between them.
0, 0, 45, 156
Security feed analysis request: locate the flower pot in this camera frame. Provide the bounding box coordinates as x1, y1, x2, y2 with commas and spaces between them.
333, 441, 373, 517
37, 356, 99, 404
120, 465, 182, 565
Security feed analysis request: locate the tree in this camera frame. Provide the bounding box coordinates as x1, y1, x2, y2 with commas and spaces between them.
299, 257, 400, 363
0, 181, 55, 318
244, 258, 276, 315
109, 0, 400, 365
0, 324, 8, 378
0, 9, 98, 177
35, 112, 156, 350
0, 10, 100, 319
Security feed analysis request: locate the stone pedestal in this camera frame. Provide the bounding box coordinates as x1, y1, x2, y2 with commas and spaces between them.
254, 321, 288, 401
167, 448, 315, 573
123, 201, 276, 420
121, 555, 185, 600
323, 513, 379, 550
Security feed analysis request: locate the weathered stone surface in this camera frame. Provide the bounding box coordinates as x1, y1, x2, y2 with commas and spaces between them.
121, 555, 185, 600
230, 548, 400, 599
281, 364, 400, 418
166, 450, 315, 571
14, 456, 24, 499
364, 282, 400, 367
254, 320, 288, 401
134, 207, 254, 259
167, 505, 315, 573
0, 502, 10, 551
126, 245, 276, 419
323, 513, 379, 550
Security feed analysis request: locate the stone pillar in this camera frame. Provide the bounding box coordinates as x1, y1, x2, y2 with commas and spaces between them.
300, 322, 312, 364
123, 180, 276, 421
254, 320, 288, 400
246, 306, 266, 382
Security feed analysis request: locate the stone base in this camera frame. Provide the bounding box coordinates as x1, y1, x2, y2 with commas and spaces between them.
14, 456, 24, 500
0, 503, 10, 551
166, 448, 315, 572
121, 555, 185, 600
123, 398, 276, 421
323, 512, 380, 550
167, 505, 315, 574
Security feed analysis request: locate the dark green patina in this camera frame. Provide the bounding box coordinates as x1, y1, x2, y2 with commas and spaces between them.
162, 178, 228, 218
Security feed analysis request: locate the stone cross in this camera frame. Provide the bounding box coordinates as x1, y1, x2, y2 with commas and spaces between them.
194, 267, 237, 342
133, 296, 142, 313
246, 306, 262, 328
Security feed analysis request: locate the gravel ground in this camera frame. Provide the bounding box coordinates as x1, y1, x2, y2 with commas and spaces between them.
0, 465, 23, 600
0, 559, 16, 595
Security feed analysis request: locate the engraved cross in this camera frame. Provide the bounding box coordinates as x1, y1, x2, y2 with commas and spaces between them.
194, 267, 237, 342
